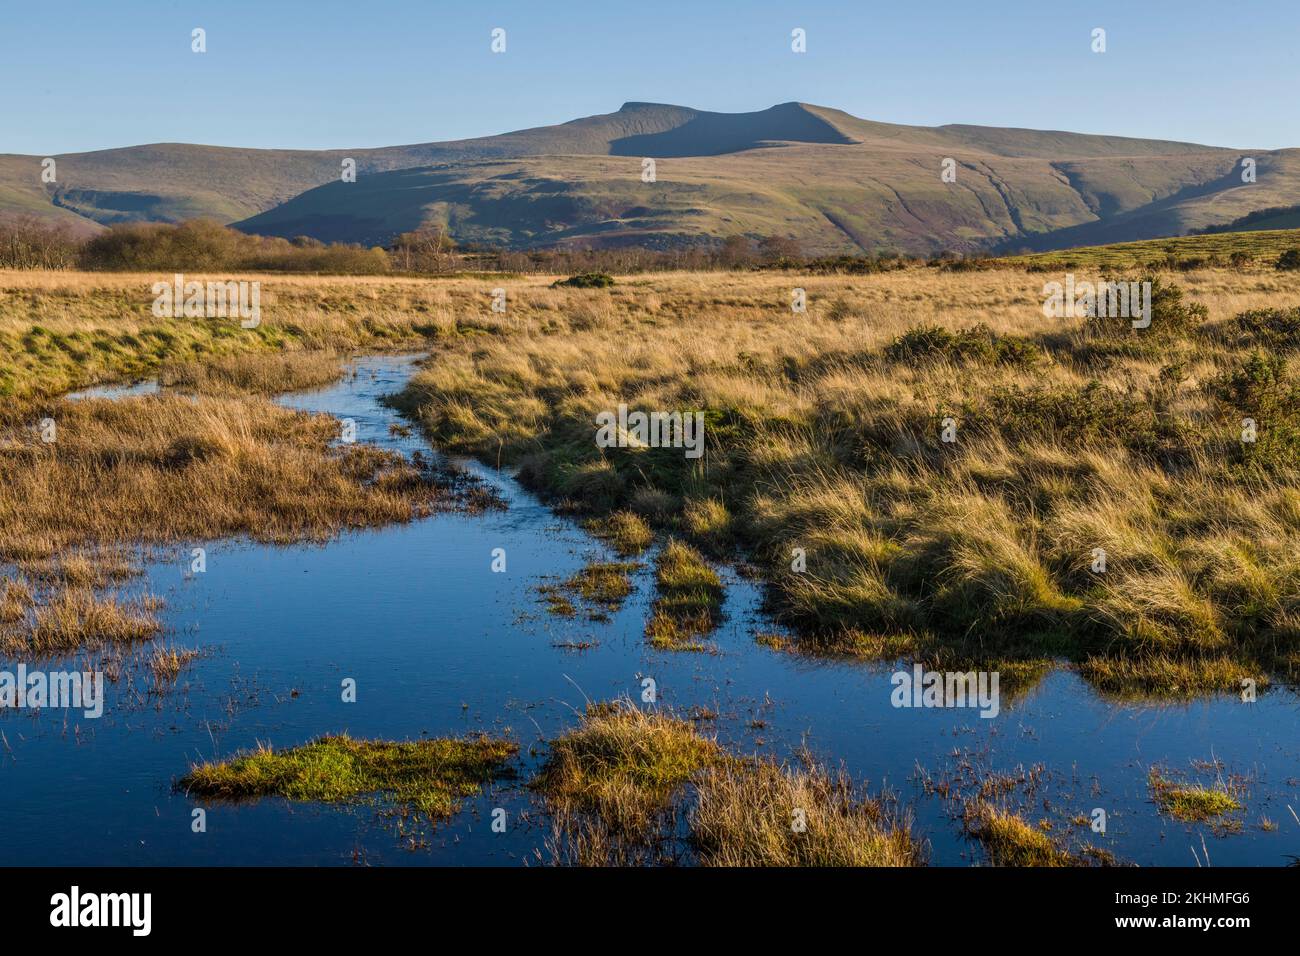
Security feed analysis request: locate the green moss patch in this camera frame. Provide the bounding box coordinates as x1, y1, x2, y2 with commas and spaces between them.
178, 734, 517, 817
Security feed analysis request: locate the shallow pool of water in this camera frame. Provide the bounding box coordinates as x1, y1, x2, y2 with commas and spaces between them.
3, 354, 1296, 866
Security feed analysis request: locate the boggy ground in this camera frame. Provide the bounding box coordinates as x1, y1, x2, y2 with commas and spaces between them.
5, 264, 1299, 694
0, 344, 482, 659
5, 264, 1294, 865
381, 265, 1300, 696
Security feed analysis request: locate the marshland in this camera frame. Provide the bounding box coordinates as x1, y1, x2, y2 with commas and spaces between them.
2, 242, 1298, 866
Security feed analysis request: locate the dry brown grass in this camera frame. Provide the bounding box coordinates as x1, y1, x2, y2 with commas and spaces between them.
8, 586, 162, 655
148, 644, 201, 684
159, 350, 343, 395
7, 266, 1300, 691
0, 391, 447, 564
692, 757, 923, 867
536, 701, 720, 833
538, 699, 921, 867
964, 804, 1083, 867
0, 343, 465, 656
382, 265, 1300, 694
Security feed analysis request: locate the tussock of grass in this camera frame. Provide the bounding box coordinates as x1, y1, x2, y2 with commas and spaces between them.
14, 587, 161, 655
691, 758, 923, 867
966, 805, 1082, 867
539, 560, 638, 619
539, 700, 921, 867
647, 540, 724, 650
584, 510, 654, 556
178, 734, 517, 818
682, 496, 735, 554
1149, 769, 1243, 822
149, 644, 200, 684
535, 701, 719, 833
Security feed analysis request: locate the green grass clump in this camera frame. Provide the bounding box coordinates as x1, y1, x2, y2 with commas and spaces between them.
647, 540, 724, 650
1149, 770, 1243, 822
884, 323, 1041, 368
177, 734, 517, 817
568, 561, 637, 606
539, 560, 639, 619
551, 272, 615, 289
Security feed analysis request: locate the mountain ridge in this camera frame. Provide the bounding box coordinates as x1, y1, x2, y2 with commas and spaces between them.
3, 102, 1295, 254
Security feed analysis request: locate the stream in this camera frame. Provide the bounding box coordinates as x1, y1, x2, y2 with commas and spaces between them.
2, 353, 1296, 866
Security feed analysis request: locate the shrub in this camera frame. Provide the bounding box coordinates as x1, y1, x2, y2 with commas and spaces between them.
552, 272, 615, 289
1216, 307, 1300, 352
884, 323, 1040, 367
78, 219, 390, 274
979, 381, 1172, 457
1084, 275, 1207, 339
1274, 249, 1300, 271
1209, 351, 1291, 414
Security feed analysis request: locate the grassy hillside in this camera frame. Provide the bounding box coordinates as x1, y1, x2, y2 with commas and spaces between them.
5, 102, 1298, 254
0, 103, 838, 231
238, 136, 1276, 254
1000, 226, 1300, 269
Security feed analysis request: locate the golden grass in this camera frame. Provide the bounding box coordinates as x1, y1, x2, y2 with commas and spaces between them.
691, 757, 923, 867
965, 804, 1082, 867
376, 265, 1300, 694
537, 700, 921, 866
0, 391, 446, 565
646, 540, 724, 650
8, 265, 1300, 692
0, 345, 467, 658
583, 510, 654, 556
538, 699, 922, 866
535, 701, 720, 833
159, 350, 343, 395
148, 644, 200, 684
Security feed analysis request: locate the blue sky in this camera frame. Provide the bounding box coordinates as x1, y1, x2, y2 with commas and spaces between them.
2, 0, 1295, 153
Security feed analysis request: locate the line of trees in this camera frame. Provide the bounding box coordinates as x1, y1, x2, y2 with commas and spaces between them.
0, 216, 920, 275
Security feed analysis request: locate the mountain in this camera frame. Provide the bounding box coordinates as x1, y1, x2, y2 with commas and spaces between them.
4, 102, 1298, 254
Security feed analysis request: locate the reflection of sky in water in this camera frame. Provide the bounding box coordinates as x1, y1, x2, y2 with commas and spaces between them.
4, 355, 1296, 866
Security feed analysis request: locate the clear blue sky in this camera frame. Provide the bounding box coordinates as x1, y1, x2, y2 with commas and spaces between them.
3, 0, 1295, 154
